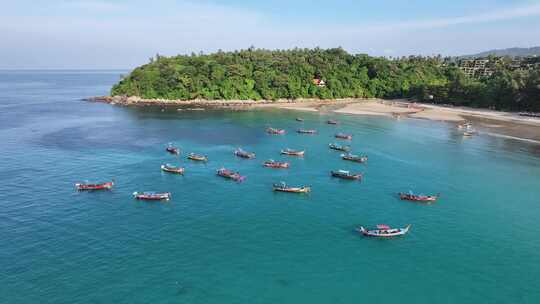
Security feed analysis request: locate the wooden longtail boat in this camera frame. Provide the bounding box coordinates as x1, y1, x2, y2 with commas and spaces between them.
297, 129, 317, 134
399, 191, 439, 202
341, 153, 368, 163
335, 133, 352, 140
133, 191, 171, 201
296, 117, 304, 122
263, 160, 290, 169
166, 144, 180, 155
161, 164, 185, 174
331, 170, 362, 180
267, 127, 286, 134
75, 181, 114, 191
357, 224, 411, 237
281, 148, 305, 156
216, 168, 246, 182
273, 182, 310, 193
329, 143, 350, 152
234, 148, 256, 159
327, 120, 339, 125
187, 153, 208, 162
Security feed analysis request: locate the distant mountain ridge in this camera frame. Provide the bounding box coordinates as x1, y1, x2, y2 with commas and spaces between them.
464, 46, 540, 58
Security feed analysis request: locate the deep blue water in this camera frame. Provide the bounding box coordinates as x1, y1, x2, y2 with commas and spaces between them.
1, 70, 540, 303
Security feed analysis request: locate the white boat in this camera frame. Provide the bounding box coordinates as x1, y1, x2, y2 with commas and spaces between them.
357, 224, 411, 237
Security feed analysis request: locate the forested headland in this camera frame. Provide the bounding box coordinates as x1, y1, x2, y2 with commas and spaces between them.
111, 48, 540, 111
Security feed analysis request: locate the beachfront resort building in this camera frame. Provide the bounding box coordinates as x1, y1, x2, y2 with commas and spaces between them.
458, 56, 540, 78
458, 59, 495, 78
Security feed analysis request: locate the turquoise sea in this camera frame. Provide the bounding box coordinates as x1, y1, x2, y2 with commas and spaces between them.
1, 70, 540, 303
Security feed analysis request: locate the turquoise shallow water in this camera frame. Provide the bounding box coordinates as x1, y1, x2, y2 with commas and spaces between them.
1, 70, 540, 303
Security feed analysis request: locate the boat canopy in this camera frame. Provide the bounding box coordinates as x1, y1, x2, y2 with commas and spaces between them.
377, 224, 390, 230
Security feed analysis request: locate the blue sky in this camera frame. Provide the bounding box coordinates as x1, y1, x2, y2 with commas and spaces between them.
1, 0, 540, 69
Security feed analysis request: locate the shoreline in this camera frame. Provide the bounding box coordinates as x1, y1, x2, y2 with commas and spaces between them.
87, 95, 540, 143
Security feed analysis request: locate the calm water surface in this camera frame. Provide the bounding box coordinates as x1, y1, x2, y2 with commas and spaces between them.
1, 70, 540, 303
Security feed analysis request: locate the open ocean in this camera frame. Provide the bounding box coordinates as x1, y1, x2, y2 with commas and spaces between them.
1, 70, 540, 303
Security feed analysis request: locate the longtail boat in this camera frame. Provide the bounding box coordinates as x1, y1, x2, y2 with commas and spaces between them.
216, 168, 246, 182
187, 153, 208, 162
133, 191, 171, 201
341, 153, 368, 163
329, 143, 350, 152
296, 117, 304, 122
161, 164, 185, 174
75, 181, 114, 191
327, 120, 339, 125
357, 224, 411, 237
273, 182, 310, 193
280, 148, 305, 156
335, 133, 352, 140
234, 148, 256, 159
399, 191, 439, 202
166, 144, 180, 155
267, 127, 286, 135
263, 159, 290, 169
297, 129, 317, 134
463, 130, 477, 137
331, 170, 362, 180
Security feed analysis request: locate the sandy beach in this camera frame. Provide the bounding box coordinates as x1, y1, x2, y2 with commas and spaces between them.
90, 96, 540, 143
262, 99, 540, 143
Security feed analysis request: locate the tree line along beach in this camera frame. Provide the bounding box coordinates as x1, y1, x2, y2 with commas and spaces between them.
88, 48, 540, 142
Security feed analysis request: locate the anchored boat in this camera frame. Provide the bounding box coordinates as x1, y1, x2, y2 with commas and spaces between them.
331, 170, 362, 180
263, 159, 290, 169
273, 182, 310, 193
463, 130, 477, 137
327, 120, 339, 125
187, 153, 208, 162
133, 191, 171, 201
329, 143, 350, 152
166, 144, 180, 155
234, 148, 256, 159
357, 224, 411, 237
75, 181, 114, 191
297, 129, 317, 134
281, 148, 305, 156
335, 133, 352, 140
267, 127, 286, 134
296, 117, 304, 122
161, 164, 185, 174
217, 168, 246, 182
399, 191, 439, 202
341, 153, 368, 163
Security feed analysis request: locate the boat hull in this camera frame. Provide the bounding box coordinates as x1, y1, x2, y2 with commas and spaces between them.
399, 193, 438, 202
161, 165, 184, 174
273, 187, 310, 193
187, 154, 207, 162
263, 162, 290, 169
342, 155, 368, 163
133, 192, 171, 201
281, 150, 305, 156
357, 225, 411, 237
75, 182, 114, 191
331, 172, 362, 180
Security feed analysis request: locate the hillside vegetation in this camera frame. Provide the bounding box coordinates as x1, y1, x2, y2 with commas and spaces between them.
465, 46, 540, 58
112, 48, 540, 111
